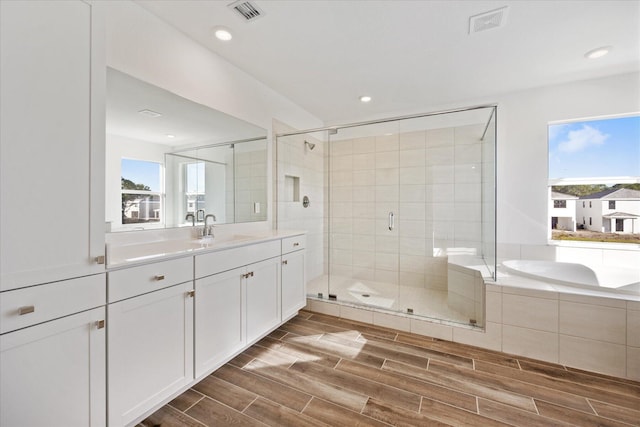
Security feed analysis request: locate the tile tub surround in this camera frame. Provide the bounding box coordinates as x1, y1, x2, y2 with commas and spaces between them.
308, 279, 640, 381
140, 310, 640, 427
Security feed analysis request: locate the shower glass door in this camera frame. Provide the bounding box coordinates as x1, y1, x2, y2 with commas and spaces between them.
327, 121, 402, 311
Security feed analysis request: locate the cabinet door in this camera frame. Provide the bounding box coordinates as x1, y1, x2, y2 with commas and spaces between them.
0, 307, 106, 427
108, 283, 194, 427
246, 257, 281, 344
194, 267, 245, 379
281, 250, 306, 321
0, 0, 105, 291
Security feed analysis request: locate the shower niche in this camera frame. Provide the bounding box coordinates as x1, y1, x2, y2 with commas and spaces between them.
276, 106, 496, 328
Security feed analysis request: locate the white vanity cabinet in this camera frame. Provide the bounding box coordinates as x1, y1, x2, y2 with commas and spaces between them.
194, 240, 281, 379
0, 275, 106, 427
0, 0, 106, 292
107, 258, 193, 427
281, 235, 307, 321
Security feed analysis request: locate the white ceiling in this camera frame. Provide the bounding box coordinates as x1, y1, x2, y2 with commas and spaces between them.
135, 0, 640, 124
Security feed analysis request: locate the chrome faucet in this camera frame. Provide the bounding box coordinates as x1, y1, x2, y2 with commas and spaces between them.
185, 213, 195, 226
203, 214, 216, 237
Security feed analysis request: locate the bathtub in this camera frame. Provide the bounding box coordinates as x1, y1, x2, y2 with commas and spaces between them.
501, 259, 640, 294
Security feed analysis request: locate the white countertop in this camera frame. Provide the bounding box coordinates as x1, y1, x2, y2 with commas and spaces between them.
106, 229, 306, 269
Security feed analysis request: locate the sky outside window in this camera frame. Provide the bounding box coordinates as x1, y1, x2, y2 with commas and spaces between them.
549, 115, 640, 180
121, 159, 162, 191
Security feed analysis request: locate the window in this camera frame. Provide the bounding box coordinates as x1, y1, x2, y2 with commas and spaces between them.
121, 159, 162, 225
548, 114, 640, 244
553, 200, 567, 208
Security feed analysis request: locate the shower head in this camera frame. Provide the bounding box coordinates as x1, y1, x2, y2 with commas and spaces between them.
304, 140, 316, 151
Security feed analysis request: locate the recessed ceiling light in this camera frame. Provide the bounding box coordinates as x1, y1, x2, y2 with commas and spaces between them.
213, 27, 233, 41
166, 134, 176, 138
584, 46, 612, 59
359, 95, 372, 103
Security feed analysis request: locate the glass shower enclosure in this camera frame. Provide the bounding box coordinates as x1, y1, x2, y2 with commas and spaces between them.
276, 105, 496, 328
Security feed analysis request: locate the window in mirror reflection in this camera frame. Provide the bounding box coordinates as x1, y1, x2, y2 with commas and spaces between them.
185, 161, 206, 219
121, 159, 163, 225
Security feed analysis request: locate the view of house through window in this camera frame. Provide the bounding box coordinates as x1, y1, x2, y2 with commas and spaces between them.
548, 114, 640, 244
121, 159, 162, 225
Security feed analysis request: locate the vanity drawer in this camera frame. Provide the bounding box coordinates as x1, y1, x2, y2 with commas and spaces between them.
0, 274, 105, 334
108, 257, 193, 303
195, 240, 281, 279
282, 235, 306, 254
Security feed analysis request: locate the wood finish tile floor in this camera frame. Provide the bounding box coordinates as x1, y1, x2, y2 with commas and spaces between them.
140, 310, 640, 427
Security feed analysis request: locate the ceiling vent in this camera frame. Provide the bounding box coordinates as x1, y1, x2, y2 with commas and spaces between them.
469, 6, 508, 34
228, 0, 265, 22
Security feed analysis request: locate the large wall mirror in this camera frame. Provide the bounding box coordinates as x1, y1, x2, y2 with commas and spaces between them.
105, 68, 268, 232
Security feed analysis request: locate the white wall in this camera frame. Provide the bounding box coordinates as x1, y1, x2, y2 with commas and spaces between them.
496, 72, 640, 246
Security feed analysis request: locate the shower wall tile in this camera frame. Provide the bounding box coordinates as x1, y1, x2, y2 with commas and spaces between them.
352, 250, 375, 268
426, 165, 454, 184
399, 272, 426, 288
454, 124, 484, 145
454, 143, 481, 163
331, 249, 352, 266
428, 183, 454, 203
399, 149, 426, 167
352, 267, 375, 281
454, 164, 482, 184
331, 202, 353, 218
375, 269, 398, 286
353, 153, 375, 170
375, 185, 398, 202
399, 255, 426, 274
375, 134, 399, 152
352, 136, 376, 154
400, 184, 426, 203
375, 252, 398, 271
559, 293, 626, 308
399, 131, 426, 151
454, 183, 482, 203
399, 220, 425, 238
375, 151, 399, 168
331, 155, 353, 171
399, 166, 426, 185
399, 237, 426, 256
502, 325, 559, 363
399, 203, 426, 221
375, 168, 399, 185
352, 218, 375, 235
331, 171, 353, 186
426, 128, 454, 147
352, 170, 375, 186
426, 146, 454, 165
331, 139, 353, 156
353, 202, 376, 219
352, 235, 375, 251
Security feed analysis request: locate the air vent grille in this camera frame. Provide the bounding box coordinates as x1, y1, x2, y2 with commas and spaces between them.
469, 7, 508, 34
229, 0, 264, 22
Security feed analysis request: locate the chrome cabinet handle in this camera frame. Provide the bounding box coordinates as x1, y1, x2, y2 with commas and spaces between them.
388, 212, 395, 231
18, 306, 35, 315
154, 275, 165, 281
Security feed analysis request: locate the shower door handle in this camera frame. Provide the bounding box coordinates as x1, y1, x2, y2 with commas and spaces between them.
388, 212, 394, 231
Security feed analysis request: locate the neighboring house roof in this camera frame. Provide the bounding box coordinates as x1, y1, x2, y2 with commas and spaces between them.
579, 188, 640, 200
602, 212, 640, 219
551, 191, 578, 200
